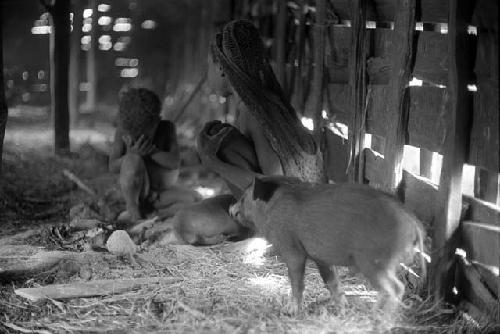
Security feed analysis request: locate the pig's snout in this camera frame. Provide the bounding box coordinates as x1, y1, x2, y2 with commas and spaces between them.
229, 203, 240, 220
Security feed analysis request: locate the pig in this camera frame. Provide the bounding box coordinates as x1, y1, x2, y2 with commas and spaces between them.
229, 176, 425, 314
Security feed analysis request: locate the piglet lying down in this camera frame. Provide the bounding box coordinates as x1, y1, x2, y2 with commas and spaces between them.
229, 176, 425, 314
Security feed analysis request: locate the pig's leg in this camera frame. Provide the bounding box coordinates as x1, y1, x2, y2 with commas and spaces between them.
120, 153, 149, 221
316, 262, 347, 307
282, 252, 307, 315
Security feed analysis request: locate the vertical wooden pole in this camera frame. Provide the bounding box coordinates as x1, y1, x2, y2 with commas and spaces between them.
85, 0, 96, 113
47, 0, 71, 155
0, 0, 8, 174
69, 0, 82, 128
309, 0, 326, 138
432, 0, 473, 301
275, 0, 287, 88
381, 0, 416, 191
347, 0, 368, 183
291, 0, 306, 111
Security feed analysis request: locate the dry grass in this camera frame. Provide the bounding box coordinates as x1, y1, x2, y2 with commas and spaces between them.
1, 240, 494, 334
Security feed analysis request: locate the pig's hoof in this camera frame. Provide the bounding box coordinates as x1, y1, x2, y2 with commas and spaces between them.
283, 300, 301, 316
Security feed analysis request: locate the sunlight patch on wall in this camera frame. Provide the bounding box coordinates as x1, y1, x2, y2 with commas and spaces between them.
402, 145, 420, 176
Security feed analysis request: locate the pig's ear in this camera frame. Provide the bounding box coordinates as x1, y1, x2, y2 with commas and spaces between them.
252, 177, 279, 202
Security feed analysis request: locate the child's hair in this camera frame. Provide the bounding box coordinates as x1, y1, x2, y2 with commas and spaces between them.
118, 88, 161, 139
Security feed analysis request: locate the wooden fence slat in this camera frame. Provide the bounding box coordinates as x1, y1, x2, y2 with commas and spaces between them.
431, 0, 474, 301
330, 29, 448, 85
326, 84, 351, 126
462, 221, 500, 269
464, 195, 500, 228
468, 0, 498, 173
363, 147, 384, 185
401, 170, 438, 224
380, 0, 416, 192
328, 0, 448, 23
471, 262, 499, 298
347, 0, 368, 183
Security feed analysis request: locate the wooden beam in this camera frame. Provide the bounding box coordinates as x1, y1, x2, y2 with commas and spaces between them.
308, 0, 327, 136
431, 0, 473, 302
15, 277, 182, 302
380, 0, 416, 191
0, 0, 7, 174
347, 0, 368, 183
291, 0, 306, 111
462, 221, 500, 269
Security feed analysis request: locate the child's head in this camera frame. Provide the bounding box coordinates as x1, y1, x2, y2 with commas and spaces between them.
118, 88, 161, 140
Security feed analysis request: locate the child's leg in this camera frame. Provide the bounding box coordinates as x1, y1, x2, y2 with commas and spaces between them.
119, 153, 149, 221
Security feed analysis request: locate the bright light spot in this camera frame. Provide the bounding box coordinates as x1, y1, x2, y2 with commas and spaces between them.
452, 287, 458, 295
440, 23, 448, 34
301, 117, 314, 131
22, 71, 29, 80
415, 22, 424, 31
219, 96, 227, 104
209, 94, 217, 103
98, 4, 111, 12
455, 248, 467, 258
81, 44, 91, 51
467, 84, 477, 92
98, 35, 111, 44
409, 77, 423, 87
113, 42, 126, 51
82, 23, 92, 32
130, 59, 138, 67
141, 20, 157, 29
366, 21, 376, 29
390, 22, 395, 30
113, 23, 131, 32
321, 110, 328, 120
83, 8, 93, 18
400, 263, 420, 277
98, 16, 112, 25
194, 186, 216, 198
31, 26, 51, 34
79, 82, 90, 91
37, 70, 45, 80
328, 122, 348, 140
40, 12, 49, 20
402, 145, 420, 175
436, 84, 446, 89
120, 68, 138, 78
242, 238, 271, 266
462, 164, 476, 196
81, 35, 91, 45
248, 274, 287, 292
467, 25, 477, 35
431, 152, 443, 184
70, 13, 74, 21
364, 133, 372, 149
99, 42, 112, 50
165, 96, 174, 106
341, 20, 351, 27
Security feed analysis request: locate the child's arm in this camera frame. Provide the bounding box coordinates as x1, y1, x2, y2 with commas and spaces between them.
149, 124, 180, 170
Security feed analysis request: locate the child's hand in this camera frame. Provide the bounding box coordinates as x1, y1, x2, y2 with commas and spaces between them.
125, 135, 156, 156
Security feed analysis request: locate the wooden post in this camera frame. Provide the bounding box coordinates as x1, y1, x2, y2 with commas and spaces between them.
309, 0, 326, 137
69, 0, 83, 127
46, 0, 71, 155
275, 0, 287, 88
381, 0, 416, 191
291, 0, 306, 111
347, 0, 368, 183
85, 0, 97, 113
431, 0, 473, 301
0, 0, 8, 174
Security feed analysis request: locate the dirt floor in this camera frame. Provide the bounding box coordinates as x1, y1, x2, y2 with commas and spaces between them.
0, 116, 496, 333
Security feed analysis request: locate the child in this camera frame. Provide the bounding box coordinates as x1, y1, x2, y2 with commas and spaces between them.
109, 88, 181, 221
